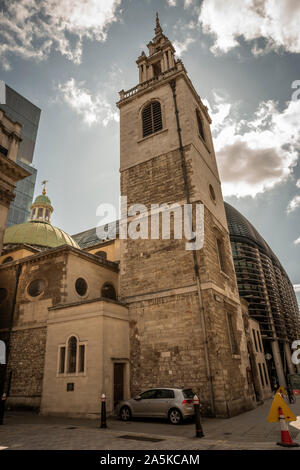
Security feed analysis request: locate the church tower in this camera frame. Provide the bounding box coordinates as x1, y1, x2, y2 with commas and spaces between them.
117, 14, 254, 417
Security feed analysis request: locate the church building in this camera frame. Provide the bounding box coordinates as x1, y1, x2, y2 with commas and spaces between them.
1, 15, 288, 420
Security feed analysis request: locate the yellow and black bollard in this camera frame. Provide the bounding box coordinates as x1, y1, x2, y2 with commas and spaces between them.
100, 393, 107, 429
193, 394, 204, 438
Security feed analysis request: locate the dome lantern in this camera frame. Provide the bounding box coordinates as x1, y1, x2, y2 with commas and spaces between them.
30, 180, 53, 223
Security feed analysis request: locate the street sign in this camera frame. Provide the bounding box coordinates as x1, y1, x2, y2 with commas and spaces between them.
267, 391, 296, 423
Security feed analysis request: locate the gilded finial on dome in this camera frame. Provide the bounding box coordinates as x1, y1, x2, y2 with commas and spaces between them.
41, 180, 48, 195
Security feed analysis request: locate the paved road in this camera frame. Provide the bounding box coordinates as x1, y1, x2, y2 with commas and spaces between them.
0, 398, 300, 450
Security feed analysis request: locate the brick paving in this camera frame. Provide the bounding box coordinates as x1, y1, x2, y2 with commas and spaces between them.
0, 398, 299, 450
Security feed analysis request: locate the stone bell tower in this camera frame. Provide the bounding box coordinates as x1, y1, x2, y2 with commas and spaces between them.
117, 14, 254, 417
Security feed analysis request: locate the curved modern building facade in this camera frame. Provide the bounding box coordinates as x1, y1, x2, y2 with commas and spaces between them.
225, 202, 300, 386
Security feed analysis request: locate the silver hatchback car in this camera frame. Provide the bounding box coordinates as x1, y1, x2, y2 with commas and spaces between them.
118, 388, 195, 424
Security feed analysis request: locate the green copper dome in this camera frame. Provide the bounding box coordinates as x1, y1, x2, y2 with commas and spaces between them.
3, 221, 79, 249
33, 194, 52, 205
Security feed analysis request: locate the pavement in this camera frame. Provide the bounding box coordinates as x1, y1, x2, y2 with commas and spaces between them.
0, 398, 300, 450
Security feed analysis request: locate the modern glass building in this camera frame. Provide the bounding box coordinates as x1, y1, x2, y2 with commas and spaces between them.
0, 84, 41, 227
225, 202, 300, 386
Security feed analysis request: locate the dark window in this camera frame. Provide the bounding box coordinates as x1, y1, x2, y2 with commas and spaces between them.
155, 389, 174, 399
2, 256, 13, 264
209, 184, 216, 201
27, 279, 46, 297
59, 347, 66, 374
252, 329, 258, 352
0, 144, 8, 157
258, 363, 265, 387
79, 344, 85, 373
257, 330, 263, 353
67, 336, 77, 373
37, 208, 43, 219
0, 288, 7, 303
142, 101, 162, 137
152, 61, 161, 77
140, 390, 157, 399
75, 277, 87, 296
227, 313, 239, 355
95, 251, 107, 261
262, 363, 269, 385
217, 239, 226, 273
67, 383, 74, 391
101, 283, 117, 300
196, 109, 205, 141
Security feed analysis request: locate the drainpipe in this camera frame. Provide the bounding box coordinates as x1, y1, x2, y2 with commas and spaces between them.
169, 78, 215, 416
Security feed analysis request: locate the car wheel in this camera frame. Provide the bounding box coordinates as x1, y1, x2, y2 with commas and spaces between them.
168, 408, 182, 425
120, 406, 132, 422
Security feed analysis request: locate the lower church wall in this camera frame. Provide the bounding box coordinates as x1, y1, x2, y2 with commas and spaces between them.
4, 326, 47, 411
127, 290, 255, 417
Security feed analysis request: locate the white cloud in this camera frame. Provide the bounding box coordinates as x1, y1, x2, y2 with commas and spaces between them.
174, 36, 196, 57
57, 78, 119, 127
199, 0, 300, 55
287, 195, 300, 213
0, 0, 121, 68
205, 95, 300, 197
167, 0, 177, 6
294, 284, 300, 292
294, 238, 300, 246
296, 179, 300, 188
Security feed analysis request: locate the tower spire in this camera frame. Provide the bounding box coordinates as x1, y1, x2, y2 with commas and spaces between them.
155, 12, 163, 36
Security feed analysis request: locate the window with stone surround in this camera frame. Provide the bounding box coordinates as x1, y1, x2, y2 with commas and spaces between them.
196, 108, 205, 142
142, 101, 163, 137
216, 238, 227, 274
58, 335, 86, 376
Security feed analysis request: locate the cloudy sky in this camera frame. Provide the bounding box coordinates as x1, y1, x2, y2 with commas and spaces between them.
0, 0, 299, 302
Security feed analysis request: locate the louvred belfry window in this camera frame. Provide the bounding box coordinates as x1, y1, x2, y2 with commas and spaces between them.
142, 101, 163, 137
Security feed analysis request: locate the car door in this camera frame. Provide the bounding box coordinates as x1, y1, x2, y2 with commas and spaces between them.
151, 389, 175, 417
131, 389, 157, 417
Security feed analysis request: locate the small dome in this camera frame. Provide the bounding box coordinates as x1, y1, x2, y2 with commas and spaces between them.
4, 221, 79, 249
33, 194, 52, 205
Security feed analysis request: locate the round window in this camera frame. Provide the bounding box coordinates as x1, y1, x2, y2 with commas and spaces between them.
0, 288, 7, 303
209, 184, 216, 202
27, 279, 46, 297
75, 278, 88, 296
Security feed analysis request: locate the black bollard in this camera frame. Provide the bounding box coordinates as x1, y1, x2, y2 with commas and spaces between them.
0, 393, 7, 425
193, 394, 204, 438
100, 393, 107, 429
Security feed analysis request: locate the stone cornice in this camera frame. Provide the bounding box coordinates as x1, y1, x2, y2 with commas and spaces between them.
0, 243, 119, 272
0, 153, 30, 182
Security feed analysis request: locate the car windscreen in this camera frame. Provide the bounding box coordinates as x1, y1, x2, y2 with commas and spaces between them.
182, 389, 194, 398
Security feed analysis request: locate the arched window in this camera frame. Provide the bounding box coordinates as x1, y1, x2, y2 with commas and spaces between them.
58, 335, 86, 375
196, 109, 205, 141
101, 282, 117, 300
142, 101, 162, 137
95, 251, 107, 261
67, 336, 77, 373
2, 256, 13, 264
